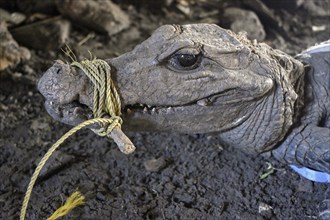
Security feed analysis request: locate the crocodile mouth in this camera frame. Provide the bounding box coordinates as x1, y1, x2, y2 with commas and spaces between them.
123, 88, 259, 115
45, 87, 266, 130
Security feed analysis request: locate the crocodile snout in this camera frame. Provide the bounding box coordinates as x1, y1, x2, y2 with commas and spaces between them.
38, 61, 92, 106
37, 61, 95, 126
38, 61, 71, 102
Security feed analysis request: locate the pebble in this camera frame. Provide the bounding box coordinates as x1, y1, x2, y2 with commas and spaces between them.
0, 21, 30, 71
144, 157, 167, 172
55, 0, 130, 36
222, 7, 266, 41
258, 202, 273, 218
96, 191, 106, 201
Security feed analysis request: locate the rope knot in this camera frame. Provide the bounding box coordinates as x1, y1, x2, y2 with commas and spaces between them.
92, 116, 123, 137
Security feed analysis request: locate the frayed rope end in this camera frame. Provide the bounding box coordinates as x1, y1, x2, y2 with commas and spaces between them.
47, 191, 86, 220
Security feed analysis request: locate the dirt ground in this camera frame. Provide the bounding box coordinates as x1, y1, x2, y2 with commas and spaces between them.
0, 1, 329, 219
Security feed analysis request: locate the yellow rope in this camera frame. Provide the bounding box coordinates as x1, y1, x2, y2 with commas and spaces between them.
47, 191, 85, 220
71, 59, 122, 135
20, 58, 124, 220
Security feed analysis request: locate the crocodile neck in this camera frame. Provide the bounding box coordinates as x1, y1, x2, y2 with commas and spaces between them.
218, 47, 306, 154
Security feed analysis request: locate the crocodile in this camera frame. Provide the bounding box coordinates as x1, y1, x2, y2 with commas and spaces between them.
38, 24, 330, 218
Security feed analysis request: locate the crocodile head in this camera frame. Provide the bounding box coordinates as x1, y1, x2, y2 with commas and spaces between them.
38, 24, 305, 153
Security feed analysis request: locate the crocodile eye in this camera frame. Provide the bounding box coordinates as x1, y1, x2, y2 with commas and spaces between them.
168, 53, 201, 70
176, 54, 198, 67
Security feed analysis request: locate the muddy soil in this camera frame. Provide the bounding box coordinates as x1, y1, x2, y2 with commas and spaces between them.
0, 1, 329, 219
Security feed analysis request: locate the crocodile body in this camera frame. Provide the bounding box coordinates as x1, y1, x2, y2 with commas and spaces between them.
38, 24, 329, 217
273, 45, 330, 176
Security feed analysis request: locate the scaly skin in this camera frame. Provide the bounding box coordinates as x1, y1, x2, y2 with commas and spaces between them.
272, 49, 330, 173
38, 24, 329, 174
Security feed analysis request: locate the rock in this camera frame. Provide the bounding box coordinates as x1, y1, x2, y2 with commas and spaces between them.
96, 191, 106, 201
263, 0, 329, 17
0, 21, 30, 71
302, 0, 330, 17
10, 16, 70, 50
55, 0, 130, 36
221, 7, 266, 42
0, 8, 26, 26
30, 117, 51, 132
258, 202, 273, 218
241, 0, 288, 39
262, 0, 304, 10
144, 157, 167, 172
176, 0, 191, 16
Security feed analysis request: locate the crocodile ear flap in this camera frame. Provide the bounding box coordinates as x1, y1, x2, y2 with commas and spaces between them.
270, 49, 305, 85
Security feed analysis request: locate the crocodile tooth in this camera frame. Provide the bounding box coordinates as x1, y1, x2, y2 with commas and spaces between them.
147, 105, 151, 108
143, 107, 147, 112
167, 107, 172, 112
197, 99, 209, 106
127, 108, 132, 114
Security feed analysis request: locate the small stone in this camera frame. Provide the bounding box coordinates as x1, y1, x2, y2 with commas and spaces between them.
258, 202, 273, 218
0, 103, 8, 111
0, 8, 26, 26
96, 192, 106, 201
55, 0, 130, 36
31, 118, 50, 131
221, 7, 266, 41
144, 157, 167, 172
176, 4, 190, 16
0, 21, 30, 71
10, 17, 70, 50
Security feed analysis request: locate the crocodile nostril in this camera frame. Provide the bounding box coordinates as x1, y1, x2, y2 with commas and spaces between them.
54, 65, 64, 74
56, 67, 61, 74
52, 60, 68, 75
